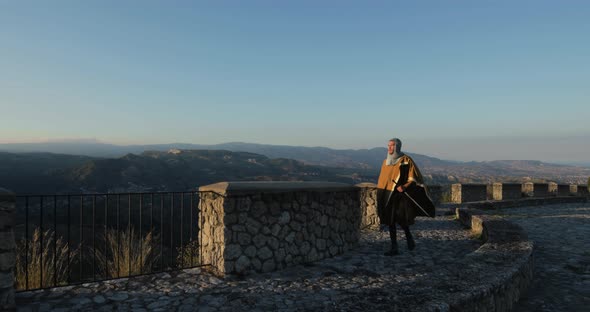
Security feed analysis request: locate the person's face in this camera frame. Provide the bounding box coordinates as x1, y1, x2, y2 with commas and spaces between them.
388, 141, 395, 154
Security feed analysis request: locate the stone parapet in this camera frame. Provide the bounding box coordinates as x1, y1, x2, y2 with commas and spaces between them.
492, 183, 522, 201
198, 182, 360, 276
557, 184, 570, 196
578, 185, 589, 197
427, 185, 443, 206
354, 183, 441, 229
448, 196, 587, 210
452, 184, 487, 203
532, 183, 549, 197
454, 208, 534, 311
548, 182, 558, 196
570, 185, 578, 196
522, 182, 534, 197
354, 183, 379, 229
0, 188, 16, 311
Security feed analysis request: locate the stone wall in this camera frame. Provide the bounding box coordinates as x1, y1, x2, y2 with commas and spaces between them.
0, 188, 16, 311
355, 183, 379, 229
452, 183, 487, 203
198, 182, 360, 276
532, 183, 549, 197
492, 183, 522, 201
548, 182, 558, 196
557, 184, 570, 196
427, 185, 443, 206
522, 182, 534, 197
454, 208, 534, 311
578, 185, 589, 197
452, 196, 587, 210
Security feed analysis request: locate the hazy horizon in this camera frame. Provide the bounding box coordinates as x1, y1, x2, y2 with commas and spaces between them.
1, 1, 589, 163
1, 137, 589, 166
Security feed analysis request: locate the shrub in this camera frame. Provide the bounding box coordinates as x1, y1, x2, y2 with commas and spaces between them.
175, 239, 200, 268
15, 228, 79, 290
98, 227, 159, 277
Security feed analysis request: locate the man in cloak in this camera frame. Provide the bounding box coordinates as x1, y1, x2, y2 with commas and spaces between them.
377, 138, 435, 256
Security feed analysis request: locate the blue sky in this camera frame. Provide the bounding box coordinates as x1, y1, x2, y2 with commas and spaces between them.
1, 1, 589, 162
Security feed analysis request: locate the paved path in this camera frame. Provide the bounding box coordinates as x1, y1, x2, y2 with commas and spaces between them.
21, 202, 585, 312
493, 203, 590, 312
16, 215, 482, 311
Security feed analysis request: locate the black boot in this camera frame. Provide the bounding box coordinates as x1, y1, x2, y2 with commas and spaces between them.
403, 226, 416, 251
384, 225, 399, 256
384, 241, 399, 256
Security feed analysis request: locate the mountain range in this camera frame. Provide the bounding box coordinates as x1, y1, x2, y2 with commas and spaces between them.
1, 141, 588, 195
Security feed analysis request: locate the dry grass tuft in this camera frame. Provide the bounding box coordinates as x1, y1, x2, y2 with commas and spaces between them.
176, 239, 200, 268
98, 227, 159, 277
15, 228, 79, 290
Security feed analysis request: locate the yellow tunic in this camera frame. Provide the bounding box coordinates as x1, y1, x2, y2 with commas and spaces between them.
377, 155, 424, 192
376, 154, 428, 225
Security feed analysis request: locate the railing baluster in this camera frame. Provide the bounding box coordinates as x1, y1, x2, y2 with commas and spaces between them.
39, 196, 44, 289
116, 194, 120, 278
190, 193, 193, 267
67, 195, 70, 284
150, 193, 154, 273
180, 193, 184, 268
53, 195, 57, 287
160, 194, 164, 271
25, 197, 29, 290
92, 195, 96, 281
80, 196, 84, 282
128, 194, 131, 276
139, 194, 143, 275
170, 193, 174, 268
104, 195, 108, 279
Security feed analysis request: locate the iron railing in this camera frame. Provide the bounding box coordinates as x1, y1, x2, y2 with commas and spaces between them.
14, 191, 210, 291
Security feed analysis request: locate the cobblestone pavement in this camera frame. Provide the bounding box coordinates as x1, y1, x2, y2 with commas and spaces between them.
493, 203, 590, 312
16, 215, 483, 311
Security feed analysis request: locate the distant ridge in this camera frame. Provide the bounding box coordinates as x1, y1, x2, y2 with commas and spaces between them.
1, 146, 589, 195
1, 140, 587, 169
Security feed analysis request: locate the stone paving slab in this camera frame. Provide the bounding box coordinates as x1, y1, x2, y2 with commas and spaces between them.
491, 203, 590, 312
16, 216, 485, 311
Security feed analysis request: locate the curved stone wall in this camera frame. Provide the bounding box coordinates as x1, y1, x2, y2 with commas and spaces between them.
452, 208, 534, 311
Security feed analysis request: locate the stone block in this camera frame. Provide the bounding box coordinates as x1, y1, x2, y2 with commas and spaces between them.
577, 185, 589, 197
0, 252, 15, 271
452, 184, 487, 203
569, 185, 578, 196
548, 182, 558, 196
521, 182, 534, 197
0, 232, 15, 251
0, 271, 13, 289
492, 183, 522, 201
557, 184, 570, 196
532, 183, 549, 197
426, 185, 442, 205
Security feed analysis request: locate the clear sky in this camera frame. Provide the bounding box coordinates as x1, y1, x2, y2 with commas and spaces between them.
1, 1, 589, 162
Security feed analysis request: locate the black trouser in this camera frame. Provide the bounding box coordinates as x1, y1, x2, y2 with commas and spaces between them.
388, 192, 412, 245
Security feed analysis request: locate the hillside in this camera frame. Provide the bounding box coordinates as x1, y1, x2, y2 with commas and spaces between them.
1, 146, 588, 195
0, 150, 373, 194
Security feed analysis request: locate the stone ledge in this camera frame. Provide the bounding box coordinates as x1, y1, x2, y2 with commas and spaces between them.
449, 196, 587, 210
451, 208, 534, 311
199, 181, 355, 196
0, 188, 16, 213
354, 182, 378, 189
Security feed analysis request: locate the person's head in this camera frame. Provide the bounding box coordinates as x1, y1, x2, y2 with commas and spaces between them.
388, 138, 402, 155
